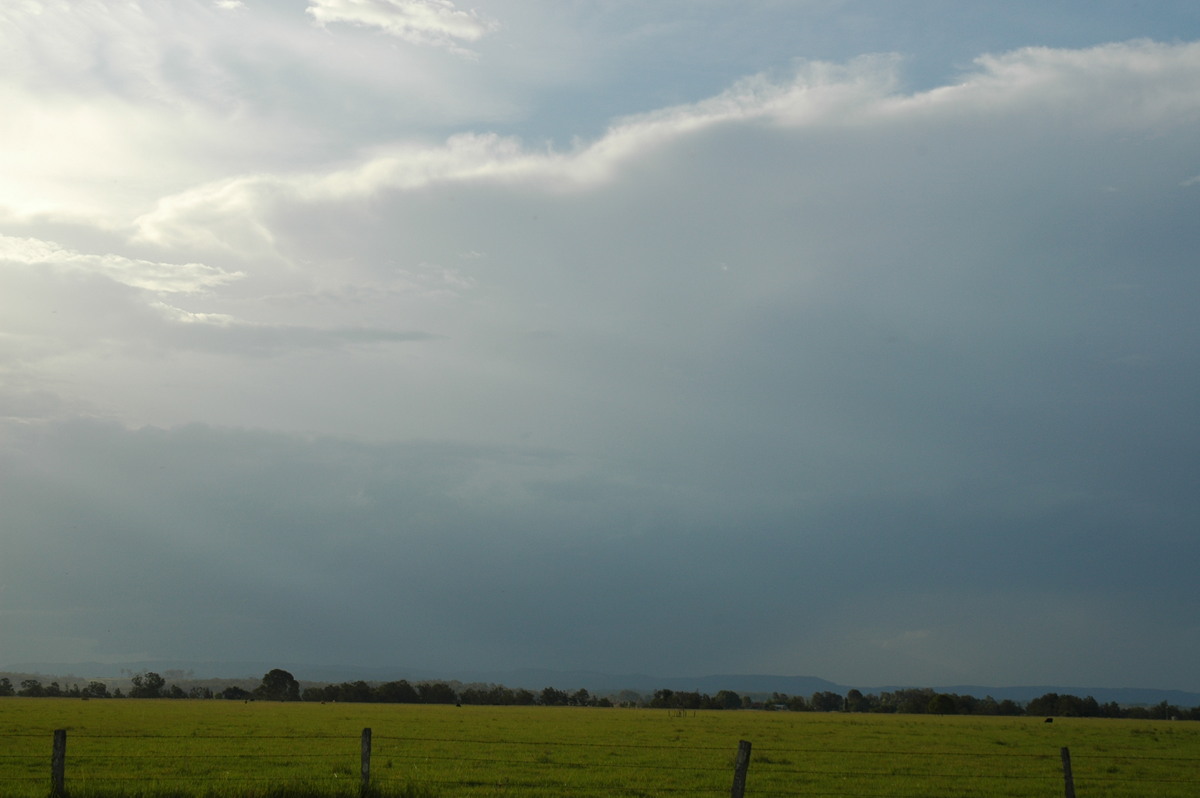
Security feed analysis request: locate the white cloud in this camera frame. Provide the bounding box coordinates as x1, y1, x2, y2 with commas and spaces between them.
883, 39, 1200, 130
0, 234, 241, 294
306, 0, 497, 53
129, 57, 896, 250
0, 0, 513, 222
131, 40, 1200, 262
149, 301, 439, 355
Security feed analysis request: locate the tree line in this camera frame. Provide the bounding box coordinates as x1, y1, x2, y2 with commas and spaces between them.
3, 672, 1197, 720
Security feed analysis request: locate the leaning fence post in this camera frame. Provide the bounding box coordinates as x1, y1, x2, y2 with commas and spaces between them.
51, 729, 67, 798
361, 728, 372, 796
730, 739, 751, 798
1060, 746, 1075, 798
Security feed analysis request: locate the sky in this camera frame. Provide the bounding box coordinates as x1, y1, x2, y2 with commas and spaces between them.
2, 0, 1200, 692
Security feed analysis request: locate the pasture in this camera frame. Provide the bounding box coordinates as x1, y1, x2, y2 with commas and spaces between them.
1, 698, 1198, 797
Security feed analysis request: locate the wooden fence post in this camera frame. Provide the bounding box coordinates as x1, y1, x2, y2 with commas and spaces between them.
730, 739, 751, 798
361, 728, 372, 796
1060, 746, 1075, 798
51, 729, 66, 798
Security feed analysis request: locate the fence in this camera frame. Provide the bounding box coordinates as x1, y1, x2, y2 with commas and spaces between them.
4, 728, 1199, 797
6, 729, 751, 798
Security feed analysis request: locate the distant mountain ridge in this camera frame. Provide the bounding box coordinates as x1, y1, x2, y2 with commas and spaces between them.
5, 661, 1198, 707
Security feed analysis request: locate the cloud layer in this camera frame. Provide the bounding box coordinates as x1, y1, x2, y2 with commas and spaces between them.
3, 2, 1200, 689
306, 0, 498, 52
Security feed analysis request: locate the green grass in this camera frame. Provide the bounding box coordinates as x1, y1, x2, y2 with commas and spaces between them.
2, 699, 1199, 797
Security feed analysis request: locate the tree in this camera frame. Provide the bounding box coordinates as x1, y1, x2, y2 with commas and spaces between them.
928, 693, 956, 715
255, 669, 300, 701
129, 672, 166, 698
996, 699, 1022, 716
845, 689, 869, 712
336, 681, 374, 703
376, 680, 419, 703
1025, 692, 1060, 717
785, 694, 809, 711
540, 687, 569, 706
0, 677, 14, 696
18, 679, 44, 697
301, 686, 330, 702
810, 691, 844, 712
715, 690, 742, 710
894, 688, 935, 714
614, 690, 644, 707
648, 689, 674, 709
82, 681, 110, 699
418, 682, 458, 704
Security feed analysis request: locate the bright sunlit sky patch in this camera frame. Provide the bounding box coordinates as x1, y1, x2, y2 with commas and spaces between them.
3, 0, 1200, 691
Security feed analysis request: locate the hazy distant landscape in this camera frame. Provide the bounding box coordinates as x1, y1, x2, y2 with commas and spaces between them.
5, 661, 1198, 709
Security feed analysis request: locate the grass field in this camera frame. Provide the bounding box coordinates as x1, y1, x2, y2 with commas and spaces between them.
2, 698, 1198, 797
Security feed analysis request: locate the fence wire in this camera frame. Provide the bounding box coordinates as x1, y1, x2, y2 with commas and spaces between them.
2, 726, 1199, 797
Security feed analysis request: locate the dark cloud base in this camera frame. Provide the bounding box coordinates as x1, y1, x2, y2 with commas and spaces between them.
3, 417, 1198, 690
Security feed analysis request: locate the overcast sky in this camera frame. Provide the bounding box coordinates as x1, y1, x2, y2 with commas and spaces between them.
3, 0, 1200, 692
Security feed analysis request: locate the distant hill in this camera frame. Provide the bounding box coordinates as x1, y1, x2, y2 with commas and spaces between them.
5, 661, 1199, 708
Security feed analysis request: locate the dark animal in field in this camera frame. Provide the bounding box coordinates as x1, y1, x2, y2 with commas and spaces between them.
1044, 717, 1053, 723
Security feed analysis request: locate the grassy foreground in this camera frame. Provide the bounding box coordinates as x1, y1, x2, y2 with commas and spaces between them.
2, 698, 1198, 797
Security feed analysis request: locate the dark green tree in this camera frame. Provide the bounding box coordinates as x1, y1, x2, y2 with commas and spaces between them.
648, 689, 674, 708
1025, 693, 1060, 717
0, 677, 14, 696
540, 687, 569, 706
810, 691, 844, 712
18, 679, 44, 697
928, 693, 956, 715
82, 681, 110, 699
786, 694, 809, 711
715, 690, 742, 710
336, 681, 374, 702
418, 682, 457, 704
301, 686, 330, 702
129, 672, 166, 698
255, 669, 300, 701
376, 680, 419, 703
845, 689, 870, 712
895, 688, 935, 714
996, 699, 1022, 716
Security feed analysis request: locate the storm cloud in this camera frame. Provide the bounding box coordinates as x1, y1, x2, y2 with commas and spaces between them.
2, 1, 1199, 690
